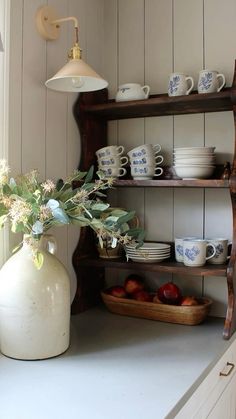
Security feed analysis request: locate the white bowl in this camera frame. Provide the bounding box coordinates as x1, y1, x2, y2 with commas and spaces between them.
174, 147, 215, 155
174, 165, 215, 179
174, 156, 216, 165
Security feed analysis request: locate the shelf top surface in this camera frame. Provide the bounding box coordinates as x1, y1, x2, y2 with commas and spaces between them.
78, 256, 227, 277
113, 178, 229, 188
81, 89, 233, 120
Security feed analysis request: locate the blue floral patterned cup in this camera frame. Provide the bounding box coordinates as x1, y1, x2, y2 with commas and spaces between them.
175, 237, 199, 262
183, 239, 216, 267
206, 238, 231, 264
198, 70, 225, 94
168, 73, 194, 97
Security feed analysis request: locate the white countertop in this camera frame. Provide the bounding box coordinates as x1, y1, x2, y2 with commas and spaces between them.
0, 306, 234, 419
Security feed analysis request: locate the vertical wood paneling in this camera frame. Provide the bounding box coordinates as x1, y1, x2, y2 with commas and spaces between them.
204, 0, 236, 316
204, 0, 236, 86
0, 0, 10, 265
21, 0, 46, 176
7, 0, 24, 255
117, 0, 145, 229
173, 0, 204, 295
145, 0, 173, 251
45, 0, 69, 268
6, 0, 106, 302
103, 0, 117, 99
145, 0, 173, 94
6, 0, 235, 314
86, 0, 105, 78
66, 0, 87, 303
8, 0, 23, 175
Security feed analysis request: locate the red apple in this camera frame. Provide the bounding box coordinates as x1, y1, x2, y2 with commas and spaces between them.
157, 282, 182, 305
106, 286, 127, 298
124, 274, 144, 294
181, 296, 199, 306
132, 290, 153, 302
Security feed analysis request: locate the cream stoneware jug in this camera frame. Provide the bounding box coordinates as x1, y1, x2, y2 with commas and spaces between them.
0, 234, 70, 360
116, 83, 150, 102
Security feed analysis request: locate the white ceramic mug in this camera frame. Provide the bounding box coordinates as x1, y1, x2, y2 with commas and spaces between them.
128, 144, 162, 159
168, 73, 194, 97
99, 166, 127, 178
206, 238, 231, 264
198, 70, 225, 94
96, 145, 124, 158
174, 237, 199, 263
183, 239, 216, 267
131, 165, 163, 179
130, 155, 164, 166
115, 83, 150, 102
98, 156, 128, 167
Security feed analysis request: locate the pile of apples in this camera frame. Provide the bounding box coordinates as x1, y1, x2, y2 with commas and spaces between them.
106, 275, 200, 306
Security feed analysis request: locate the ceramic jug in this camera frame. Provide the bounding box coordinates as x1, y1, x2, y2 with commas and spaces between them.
0, 234, 70, 360
115, 83, 150, 102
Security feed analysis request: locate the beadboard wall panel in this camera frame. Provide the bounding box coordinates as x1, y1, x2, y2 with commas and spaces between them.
5, 0, 236, 314
203, 0, 236, 316
172, 0, 204, 296
103, 0, 234, 314
144, 0, 173, 248
0, 0, 10, 265
7, 0, 105, 300
117, 0, 145, 232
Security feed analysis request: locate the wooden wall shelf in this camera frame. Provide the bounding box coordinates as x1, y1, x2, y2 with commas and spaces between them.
78, 256, 227, 277
113, 179, 229, 188
81, 89, 233, 120
72, 59, 236, 340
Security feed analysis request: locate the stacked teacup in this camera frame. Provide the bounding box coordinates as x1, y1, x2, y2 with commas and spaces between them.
96, 145, 128, 178
127, 144, 164, 180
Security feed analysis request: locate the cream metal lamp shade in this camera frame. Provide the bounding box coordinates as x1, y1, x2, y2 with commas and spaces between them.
45, 58, 108, 92
36, 5, 108, 93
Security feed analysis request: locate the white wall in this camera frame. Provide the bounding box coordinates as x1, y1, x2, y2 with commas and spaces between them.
6, 0, 105, 299
103, 0, 236, 317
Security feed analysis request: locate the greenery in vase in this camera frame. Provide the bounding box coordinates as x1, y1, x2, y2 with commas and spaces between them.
0, 160, 144, 268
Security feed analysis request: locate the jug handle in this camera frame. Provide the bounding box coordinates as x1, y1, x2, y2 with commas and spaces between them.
43, 234, 57, 255
142, 85, 150, 99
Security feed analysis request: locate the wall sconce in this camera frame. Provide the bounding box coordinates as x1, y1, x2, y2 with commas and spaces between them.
36, 5, 108, 92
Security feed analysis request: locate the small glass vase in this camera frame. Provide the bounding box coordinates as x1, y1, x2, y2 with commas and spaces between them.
0, 234, 70, 360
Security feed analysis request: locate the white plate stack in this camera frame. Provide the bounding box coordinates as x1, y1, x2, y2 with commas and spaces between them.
125, 242, 171, 263
173, 146, 216, 179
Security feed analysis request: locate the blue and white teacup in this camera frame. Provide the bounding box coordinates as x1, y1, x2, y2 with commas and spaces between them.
130, 154, 164, 166
183, 239, 216, 267
168, 73, 194, 97
96, 145, 125, 159
174, 237, 198, 263
198, 70, 225, 94
99, 156, 128, 167
206, 238, 231, 264
98, 166, 127, 179
128, 144, 161, 159
131, 165, 163, 180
